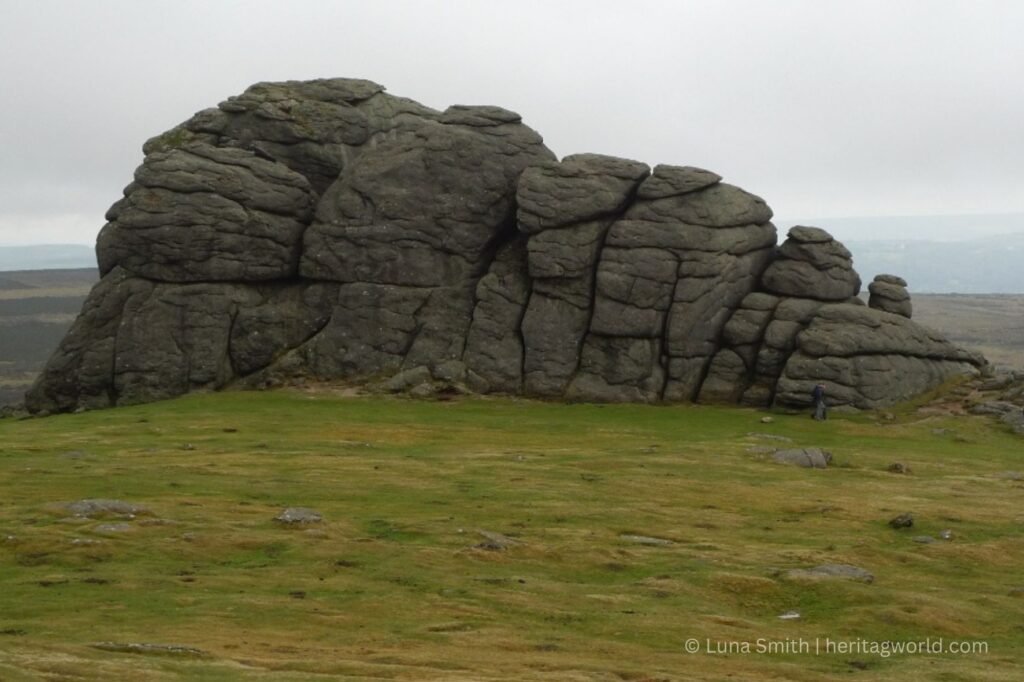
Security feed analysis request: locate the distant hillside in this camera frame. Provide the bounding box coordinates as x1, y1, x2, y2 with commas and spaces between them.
846, 233, 1024, 293
0, 244, 94, 271
0, 268, 96, 406
913, 294, 1024, 370
781, 212, 1024, 243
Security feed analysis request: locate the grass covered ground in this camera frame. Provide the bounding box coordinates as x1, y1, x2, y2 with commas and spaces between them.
0, 389, 1021, 680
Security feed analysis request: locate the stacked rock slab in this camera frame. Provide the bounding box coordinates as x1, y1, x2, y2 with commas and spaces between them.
868, 274, 912, 318
25, 79, 985, 414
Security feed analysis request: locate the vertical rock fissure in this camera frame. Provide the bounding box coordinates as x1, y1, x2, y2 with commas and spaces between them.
24, 79, 986, 414
571, 187, 646, 381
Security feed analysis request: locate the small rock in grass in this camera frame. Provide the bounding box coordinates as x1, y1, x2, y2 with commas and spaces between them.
912, 535, 935, 544
747, 432, 793, 442
777, 610, 801, 620
619, 534, 674, 547
1009, 587, 1024, 598
939, 529, 954, 541
476, 530, 519, 551
94, 523, 133, 534
772, 448, 831, 468
785, 564, 874, 584
274, 507, 322, 524
90, 642, 207, 657
760, 416, 775, 424
408, 383, 437, 399
64, 499, 149, 519
887, 462, 911, 474
889, 513, 914, 529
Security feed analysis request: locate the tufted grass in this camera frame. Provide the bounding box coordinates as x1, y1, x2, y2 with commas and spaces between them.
0, 389, 1022, 680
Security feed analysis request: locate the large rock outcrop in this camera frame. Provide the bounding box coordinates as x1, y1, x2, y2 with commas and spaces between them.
26, 78, 985, 414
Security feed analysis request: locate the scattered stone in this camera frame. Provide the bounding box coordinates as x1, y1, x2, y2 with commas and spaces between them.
382, 366, 433, 393
408, 383, 438, 399
969, 401, 1018, 417
476, 530, 520, 551
887, 462, 911, 474
94, 523, 133, 534
785, 564, 874, 584
90, 642, 208, 657
889, 513, 914, 529
979, 375, 1014, 391
912, 536, 935, 544
619, 534, 674, 547
938, 529, 954, 541
997, 471, 1023, 481
274, 507, 322, 525
181, 443, 196, 451
64, 499, 149, 519
760, 416, 774, 424
772, 448, 831, 469
746, 432, 793, 442
777, 610, 801, 620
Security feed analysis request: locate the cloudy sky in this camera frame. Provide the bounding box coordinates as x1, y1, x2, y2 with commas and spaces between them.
1, 0, 1021, 246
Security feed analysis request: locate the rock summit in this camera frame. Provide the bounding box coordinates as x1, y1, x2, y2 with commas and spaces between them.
26, 78, 985, 413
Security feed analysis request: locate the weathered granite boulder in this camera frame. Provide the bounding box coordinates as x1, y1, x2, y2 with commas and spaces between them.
25, 79, 985, 414
868, 274, 912, 318
774, 303, 983, 408
761, 226, 861, 301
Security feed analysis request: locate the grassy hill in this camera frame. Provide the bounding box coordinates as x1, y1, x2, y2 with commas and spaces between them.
0, 390, 1021, 680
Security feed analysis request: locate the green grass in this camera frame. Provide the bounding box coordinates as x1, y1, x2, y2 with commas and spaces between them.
0, 389, 1022, 680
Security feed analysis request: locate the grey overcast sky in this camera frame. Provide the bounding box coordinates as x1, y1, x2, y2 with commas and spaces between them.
1, 0, 1022, 246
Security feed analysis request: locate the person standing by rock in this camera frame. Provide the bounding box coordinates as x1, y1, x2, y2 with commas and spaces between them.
811, 383, 828, 420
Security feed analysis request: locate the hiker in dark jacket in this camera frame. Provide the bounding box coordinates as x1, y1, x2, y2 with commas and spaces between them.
811, 383, 827, 420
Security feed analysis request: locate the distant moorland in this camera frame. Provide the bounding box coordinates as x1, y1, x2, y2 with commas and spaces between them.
0, 268, 95, 406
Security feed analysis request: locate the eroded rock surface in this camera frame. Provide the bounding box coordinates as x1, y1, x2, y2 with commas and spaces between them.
26, 79, 985, 414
